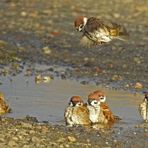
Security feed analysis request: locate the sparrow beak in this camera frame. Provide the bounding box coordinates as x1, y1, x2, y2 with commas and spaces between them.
75, 27, 79, 31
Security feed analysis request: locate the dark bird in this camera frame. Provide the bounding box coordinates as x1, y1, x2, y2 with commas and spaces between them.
74, 16, 129, 47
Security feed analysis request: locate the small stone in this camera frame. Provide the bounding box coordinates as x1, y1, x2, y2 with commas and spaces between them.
113, 139, 117, 143
21, 122, 33, 128
113, 13, 120, 18
133, 57, 141, 64
41, 126, 49, 133
59, 145, 64, 148
57, 138, 65, 143
22, 145, 30, 148
42, 46, 52, 55
111, 75, 122, 81
86, 139, 90, 143
105, 141, 109, 145
35, 74, 42, 84
0, 40, 7, 46
8, 140, 17, 146
43, 76, 51, 83
125, 84, 130, 88
29, 130, 35, 134
31, 136, 40, 143
0, 137, 5, 142
84, 57, 89, 61
65, 144, 70, 148
21, 11, 27, 17
12, 136, 19, 141
67, 136, 76, 142
134, 82, 143, 89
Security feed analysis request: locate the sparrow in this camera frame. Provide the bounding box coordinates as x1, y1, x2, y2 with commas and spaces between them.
87, 90, 120, 124
64, 96, 91, 126
74, 16, 129, 47
139, 92, 148, 122
0, 92, 11, 115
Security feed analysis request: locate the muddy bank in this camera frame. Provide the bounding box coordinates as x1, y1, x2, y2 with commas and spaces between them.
0, 0, 148, 147
0, 117, 147, 148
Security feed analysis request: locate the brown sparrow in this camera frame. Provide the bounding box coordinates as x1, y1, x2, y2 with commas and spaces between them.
87, 90, 119, 124
0, 92, 11, 115
74, 16, 129, 47
139, 92, 148, 122
64, 96, 91, 126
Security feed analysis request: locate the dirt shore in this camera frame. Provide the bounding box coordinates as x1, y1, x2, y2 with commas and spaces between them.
0, 0, 148, 147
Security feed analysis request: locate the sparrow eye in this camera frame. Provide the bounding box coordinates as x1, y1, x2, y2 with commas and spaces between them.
79, 24, 84, 29
100, 97, 104, 100
78, 24, 84, 31
91, 100, 99, 106
93, 100, 98, 104
100, 96, 106, 102
69, 102, 73, 106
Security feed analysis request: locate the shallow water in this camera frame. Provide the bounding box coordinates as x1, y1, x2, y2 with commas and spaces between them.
0, 72, 143, 128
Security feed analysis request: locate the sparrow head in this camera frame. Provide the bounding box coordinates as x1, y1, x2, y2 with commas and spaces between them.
92, 90, 106, 103
69, 96, 84, 107
87, 93, 101, 108
74, 16, 88, 32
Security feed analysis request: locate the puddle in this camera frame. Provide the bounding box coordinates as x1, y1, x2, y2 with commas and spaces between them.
0, 72, 143, 128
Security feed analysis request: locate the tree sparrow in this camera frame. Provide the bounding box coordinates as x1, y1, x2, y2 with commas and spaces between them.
0, 92, 11, 115
139, 92, 148, 122
74, 16, 129, 47
64, 96, 91, 126
87, 90, 119, 124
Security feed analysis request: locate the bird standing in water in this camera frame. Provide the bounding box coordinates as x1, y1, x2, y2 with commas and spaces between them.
139, 92, 148, 122
0, 92, 11, 115
64, 96, 91, 126
87, 90, 120, 124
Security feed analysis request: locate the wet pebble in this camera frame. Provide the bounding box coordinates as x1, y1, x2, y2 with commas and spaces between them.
20, 122, 33, 128
31, 136, 40, 143
57, 137, 66, 143
67, 136, 76, 142
42, 46, 52, 55
111, 75, 122, 81
22, 145, 30, 148
134, 82, 143, 89
20, 11, 27, 17
8, 140, 17, 147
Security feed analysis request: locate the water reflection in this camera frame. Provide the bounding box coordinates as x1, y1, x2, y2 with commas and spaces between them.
0, 72, 143, 129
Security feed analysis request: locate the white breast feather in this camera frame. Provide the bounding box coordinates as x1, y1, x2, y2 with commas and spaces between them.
87, 105, 100, 123
139, 102, 148, 122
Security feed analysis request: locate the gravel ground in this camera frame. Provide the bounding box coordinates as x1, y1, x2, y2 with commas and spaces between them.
0, 0, 148, 147
0, 117, 147, 148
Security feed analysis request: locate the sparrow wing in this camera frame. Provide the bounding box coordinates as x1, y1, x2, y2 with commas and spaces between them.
64, 106, 74, 126
85, 17, 128, 39
84, 17, 104, 33
75, 106, 91, 125
0, 99, 10, 115
139, 102, 147, 120
100, 103, 115, 123
102, 19, 129, 39
83, 17, 112, 45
